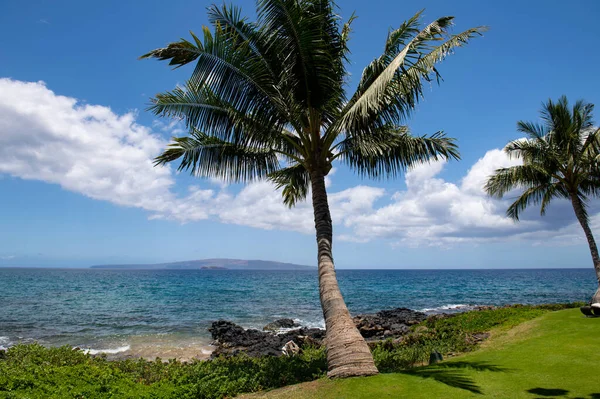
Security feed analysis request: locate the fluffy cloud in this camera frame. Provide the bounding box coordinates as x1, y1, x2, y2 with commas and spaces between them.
0, 79, 383, 235
0, 79, 175, 213
341, 150, 597, 247
0, 78, 596, 248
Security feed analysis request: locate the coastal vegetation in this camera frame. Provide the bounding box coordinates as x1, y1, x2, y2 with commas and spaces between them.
245, 308, 600, 399
0, 304, 585, 399
142, 0, 484, 377
485, 97, 600, 303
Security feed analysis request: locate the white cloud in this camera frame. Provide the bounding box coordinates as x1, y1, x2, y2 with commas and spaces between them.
340, 152, 596, 247
0, 78, 597, 249
0, 79, 382, 235
460, 148, 521, 195
0, 79, 175, 214
341, 158, 521, 246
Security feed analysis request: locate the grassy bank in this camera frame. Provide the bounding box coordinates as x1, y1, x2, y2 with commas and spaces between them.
0, 304, 590, 399
246, 308, 600, 398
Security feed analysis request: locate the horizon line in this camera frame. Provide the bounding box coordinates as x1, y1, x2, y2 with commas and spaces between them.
0, 266, 594, 271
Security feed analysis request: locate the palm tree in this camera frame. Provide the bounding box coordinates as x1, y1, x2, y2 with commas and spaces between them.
485, 96, 600, 304
142, 1, 485, 378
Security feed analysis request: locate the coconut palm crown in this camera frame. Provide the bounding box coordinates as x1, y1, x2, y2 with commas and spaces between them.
143, 0, 485, 378
485, 96, 600, 303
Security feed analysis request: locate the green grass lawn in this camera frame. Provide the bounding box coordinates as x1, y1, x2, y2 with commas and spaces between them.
244, 309, 600, 399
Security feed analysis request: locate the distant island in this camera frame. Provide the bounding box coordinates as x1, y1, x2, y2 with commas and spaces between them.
90, 258, 315, 271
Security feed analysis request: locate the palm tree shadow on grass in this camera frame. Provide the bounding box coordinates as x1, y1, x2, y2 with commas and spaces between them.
398, 361, 510, 394
527, 388, 570, 397
526, 388, 600, 398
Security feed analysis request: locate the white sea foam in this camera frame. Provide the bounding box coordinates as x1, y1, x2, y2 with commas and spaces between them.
0, 336, 10, 350
419, 304, 472, 313
246, 317, 325, 333
293, 318, 325, 330
81, 345, 131, 355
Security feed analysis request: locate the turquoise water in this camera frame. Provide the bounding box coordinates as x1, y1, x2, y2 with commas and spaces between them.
0, 268, 595, 357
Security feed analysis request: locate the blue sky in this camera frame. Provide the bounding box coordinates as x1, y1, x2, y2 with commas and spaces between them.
1, 0, 599, 268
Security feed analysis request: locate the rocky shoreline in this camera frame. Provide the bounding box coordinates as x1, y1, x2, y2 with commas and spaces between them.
0, 306, 495, 361
208, 306, 494, 358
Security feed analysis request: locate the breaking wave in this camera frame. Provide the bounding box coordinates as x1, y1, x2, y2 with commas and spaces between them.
419, 304, 475, 313
81, 345, 131, 355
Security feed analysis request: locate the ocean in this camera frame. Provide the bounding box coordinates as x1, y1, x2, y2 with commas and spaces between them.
0, 268, 595, 360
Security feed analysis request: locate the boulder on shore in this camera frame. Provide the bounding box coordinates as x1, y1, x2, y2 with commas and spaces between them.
208, 320, 324, 358
352, 307, 428, 340
208, 307, 431, 358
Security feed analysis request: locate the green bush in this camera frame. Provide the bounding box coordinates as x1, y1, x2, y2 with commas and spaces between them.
0, 344, 327, 399
372, 324, 470, 372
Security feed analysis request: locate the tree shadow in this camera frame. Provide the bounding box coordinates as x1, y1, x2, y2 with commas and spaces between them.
526, 387, 600, 398
399, 361, 509, 395
527, 388, 569, 396
434, 361, 510, 373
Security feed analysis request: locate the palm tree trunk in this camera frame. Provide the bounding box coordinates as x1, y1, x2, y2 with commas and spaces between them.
570, 195, 600, 303
309, 170, 378, 378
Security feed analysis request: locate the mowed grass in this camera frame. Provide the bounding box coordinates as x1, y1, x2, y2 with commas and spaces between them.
244, 309, 600, 399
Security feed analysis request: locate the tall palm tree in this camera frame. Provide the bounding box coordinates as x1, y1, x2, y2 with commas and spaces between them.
142, 0, 484, 378
485, 96, 600, 304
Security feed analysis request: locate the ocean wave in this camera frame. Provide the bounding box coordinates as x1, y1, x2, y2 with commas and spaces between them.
419, 304, 474, 313
0, 336, 10, 350
293, 318, 325, 330
80, 345, 131, 355
270, 318, 325, 334
246, 318, 325, 332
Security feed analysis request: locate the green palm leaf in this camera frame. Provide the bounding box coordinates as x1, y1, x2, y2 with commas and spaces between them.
154, 129, 280, 182
337, 17, 485, 131
335, 126, 459, 179
267, 163, 310, 207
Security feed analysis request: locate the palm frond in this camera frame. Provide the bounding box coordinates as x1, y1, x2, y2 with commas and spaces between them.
257, 0, 346, 111
539, 182, 569, 216
516, 121, 548, 140
148, 83, 289, 151
340, 12, 357, 61
340, 17, 449, 124
267, 163, 310, 207
484, 164, 551, 199
503, 137, 556, 167
335, 126, 460, 179
581, 127, 600, 156
207, 3, 277, 79
143, 23, 284, 130
328, 23, 486, 147
154, 129, 280, 182
140, 31, 204, 67
506, 185, 548, 221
